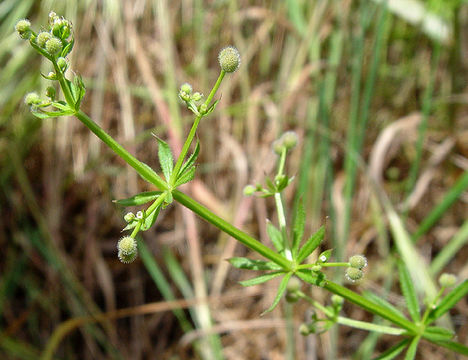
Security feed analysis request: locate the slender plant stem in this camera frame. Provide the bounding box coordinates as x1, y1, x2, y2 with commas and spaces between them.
171, 70, 226, 185
145, 192, 168, 216
172, 190, 292, 270
74, 110, 168, 191
336, 316, 406, 336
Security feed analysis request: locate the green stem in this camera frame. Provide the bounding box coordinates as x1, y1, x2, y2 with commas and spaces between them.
54, 62, 75, 107
145, 192, 168, 216
171, 70, 226, 186
172, 190, 292, 270
323, 281, 419, 333
75, 110, 168, 191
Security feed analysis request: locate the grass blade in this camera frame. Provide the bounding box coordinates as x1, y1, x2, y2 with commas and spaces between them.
429, 279, 468, 322
239, 271, 284, 287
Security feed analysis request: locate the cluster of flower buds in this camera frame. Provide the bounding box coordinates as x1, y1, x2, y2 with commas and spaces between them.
179, 83, 203, 104
15, 12, 73, 62
272, 131, 298, 155
345, 254, 367, 282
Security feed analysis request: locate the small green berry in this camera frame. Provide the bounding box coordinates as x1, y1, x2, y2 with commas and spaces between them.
282, 131, 298, 150
117, 236, 138, 264
191, 92, 203, 102
243, 185, 256, 196
285, 291, 300, 303
272, 139, 284, 155
24, 92, 42, 106
15, 19, 31, 39
349, 255, 367, 270
218, 46, 241, 73
311, 265, 322, 272
45, 37, 62, 56
199, 103, 208, 114
36, 31, 52, 48
345, 267, 363, 282
439, 273, 457, 288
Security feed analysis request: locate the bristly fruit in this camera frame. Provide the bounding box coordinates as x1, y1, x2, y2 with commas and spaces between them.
15, 19, 31, 39
218, 46, 241, 73
117, 236, 138, 264
349, 255, 367, 270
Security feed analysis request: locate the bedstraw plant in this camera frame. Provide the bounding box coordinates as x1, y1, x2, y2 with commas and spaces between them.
16, 13, 468, 359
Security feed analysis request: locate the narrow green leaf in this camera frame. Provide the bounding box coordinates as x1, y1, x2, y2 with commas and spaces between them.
122, 221, 138, 231
266, 220, 284, 252
373, 339, 410, 360
265, 177, 276, 192
297, 226, 325, 263
140, 204, 162, 231
422, 326, 454, 342
228, 257, 282, 271
397, 260, 420, 322
292, 199, 305, 257
430, 340, 468, 355
138, 162, 165, 186
429, 279, 468, 322
179, 141, 200, 176
113, 191, 161, 206
157, 138, 174, 181
296, 269, 326, 286
174, 166, 196, 187
363, 291, 407, 320
318, 248, 333, 263
239, 271, 284, 287
404, 336, 420, 360
261, 272, 292, 315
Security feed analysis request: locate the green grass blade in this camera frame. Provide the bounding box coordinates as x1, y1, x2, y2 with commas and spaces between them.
397, 260, 420, 322
429, 220, 468, 276
413, 171, 468, 241
138, 239, 193, 333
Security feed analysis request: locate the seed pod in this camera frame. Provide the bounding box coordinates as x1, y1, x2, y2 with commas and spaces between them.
45, 37, 63, 56
218, 46, 241, 73
36, 31, 52, 48
439, 273, 457, 288
345, 267, 363, 282
15, 19, 32, 39
117, 236, 138, 264
349, 255, 367, 270
24, 92, 42, 106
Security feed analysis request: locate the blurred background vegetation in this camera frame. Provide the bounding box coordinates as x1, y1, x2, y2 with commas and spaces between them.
1, 0, 467, 359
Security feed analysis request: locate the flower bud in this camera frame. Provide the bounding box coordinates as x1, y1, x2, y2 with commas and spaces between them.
439, 273, 457, 288
136, 211, 144, 219
243, 185, 256, 196
45, 37, 62, 56
15, 19, 31, 39
124, 212, 135, 223
191, 92, 203, 102
218, 46, 241, 73
180, 83, 192, 94
199, 103, 208, 114
349, 255, 367, 270
345, 267, 363, 282
36, 31, 52, 48
24, 92, 42, 106
117, 236, 138, 264
331, 295, 344, 307
57, 57, 68, 71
